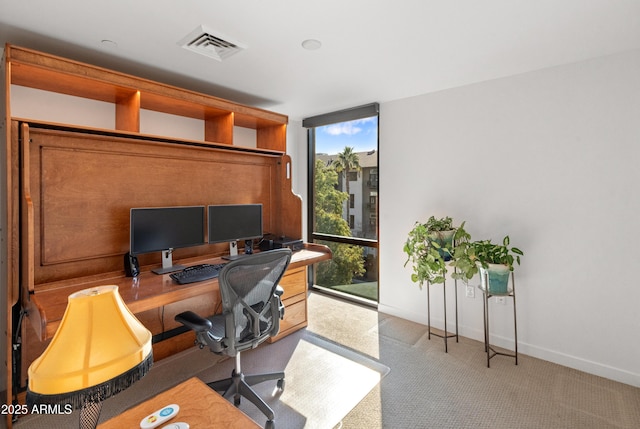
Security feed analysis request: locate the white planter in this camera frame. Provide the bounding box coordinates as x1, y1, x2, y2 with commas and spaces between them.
479, 263, 512, 294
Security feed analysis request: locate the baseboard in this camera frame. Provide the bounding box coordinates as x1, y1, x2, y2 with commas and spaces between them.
377, 303, 640, 388
517, 342, 640, 388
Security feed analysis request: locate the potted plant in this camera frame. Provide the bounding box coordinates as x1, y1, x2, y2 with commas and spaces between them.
452, 235, 523, 294
403, 216, 470, 288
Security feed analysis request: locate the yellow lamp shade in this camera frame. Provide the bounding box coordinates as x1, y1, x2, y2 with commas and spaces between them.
28, 285, 153, 397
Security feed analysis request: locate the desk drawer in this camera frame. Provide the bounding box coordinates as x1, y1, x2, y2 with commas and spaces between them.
280, 266, 307, 298
270, 297, 307, 342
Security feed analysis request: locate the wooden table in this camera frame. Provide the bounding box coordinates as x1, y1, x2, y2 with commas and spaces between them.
98, 377, 260, 429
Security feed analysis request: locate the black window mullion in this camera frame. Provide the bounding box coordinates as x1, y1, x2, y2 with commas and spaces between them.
302, 103, 379, 129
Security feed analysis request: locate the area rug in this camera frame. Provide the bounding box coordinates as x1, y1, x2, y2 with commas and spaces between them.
14, 329, 389, 429
194, 330, 390, 429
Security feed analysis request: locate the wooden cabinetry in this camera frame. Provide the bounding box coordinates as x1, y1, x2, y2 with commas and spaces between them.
6, 44, 287, 152
2, 44, 330, 427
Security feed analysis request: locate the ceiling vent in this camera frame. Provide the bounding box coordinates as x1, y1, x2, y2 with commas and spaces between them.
178, 25, 247, 61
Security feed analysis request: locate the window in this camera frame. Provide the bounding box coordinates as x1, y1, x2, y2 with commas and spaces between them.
303, 103, 379, 303
368, 169, 378, 189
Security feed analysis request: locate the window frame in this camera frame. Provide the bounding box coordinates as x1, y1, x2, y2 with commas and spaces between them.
303, 103, 379, 250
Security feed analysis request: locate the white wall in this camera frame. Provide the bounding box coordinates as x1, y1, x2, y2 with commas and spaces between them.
377, 49, 640, 387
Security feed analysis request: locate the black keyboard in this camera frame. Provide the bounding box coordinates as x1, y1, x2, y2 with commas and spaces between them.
170, 263, 227, 285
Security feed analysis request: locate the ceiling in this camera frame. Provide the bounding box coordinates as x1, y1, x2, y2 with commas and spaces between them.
1, 0, 640, 121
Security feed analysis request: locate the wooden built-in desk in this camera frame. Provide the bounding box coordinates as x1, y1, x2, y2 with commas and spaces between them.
26, 244, 330, 343
97, 377, 261, 429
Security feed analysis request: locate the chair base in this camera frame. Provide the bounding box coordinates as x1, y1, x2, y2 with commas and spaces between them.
208, 356, 284, 429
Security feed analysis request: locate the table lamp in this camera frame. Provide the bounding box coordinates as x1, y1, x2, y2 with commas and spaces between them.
27, 285, 153, 429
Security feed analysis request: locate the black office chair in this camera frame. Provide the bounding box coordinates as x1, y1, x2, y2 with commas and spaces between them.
175, 248, 292, 429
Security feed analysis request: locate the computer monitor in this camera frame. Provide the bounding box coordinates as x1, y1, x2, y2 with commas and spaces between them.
130, 206, 206, 274
208, 204, 263, 260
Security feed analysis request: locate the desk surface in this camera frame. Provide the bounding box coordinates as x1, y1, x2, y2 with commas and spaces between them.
97, 377, 261, 429
27, 244, 331, 341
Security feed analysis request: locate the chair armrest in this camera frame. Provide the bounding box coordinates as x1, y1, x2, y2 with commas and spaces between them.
274, 286, 285, 320
175, 311, 212, 333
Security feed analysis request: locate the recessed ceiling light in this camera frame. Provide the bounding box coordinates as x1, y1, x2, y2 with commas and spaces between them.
302, 39, 322, 50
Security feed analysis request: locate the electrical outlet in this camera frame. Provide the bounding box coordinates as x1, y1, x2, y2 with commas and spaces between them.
465, 285, 475, 298
496, 297, 506, 305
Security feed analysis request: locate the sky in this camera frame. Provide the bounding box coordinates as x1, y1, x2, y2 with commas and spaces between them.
315, 117, 378, 155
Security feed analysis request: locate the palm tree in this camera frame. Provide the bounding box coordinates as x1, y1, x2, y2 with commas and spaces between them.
333, 146, 361, 227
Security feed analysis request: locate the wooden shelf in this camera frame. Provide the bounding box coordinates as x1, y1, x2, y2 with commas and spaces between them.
6, 44, 288, 152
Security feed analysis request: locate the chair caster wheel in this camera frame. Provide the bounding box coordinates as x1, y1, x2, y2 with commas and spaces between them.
234, 396, 241, 406
265, 420, 275, 429
277, 378, 285, 390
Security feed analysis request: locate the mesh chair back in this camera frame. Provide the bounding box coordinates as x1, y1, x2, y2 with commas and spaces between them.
218, 248, 292, 354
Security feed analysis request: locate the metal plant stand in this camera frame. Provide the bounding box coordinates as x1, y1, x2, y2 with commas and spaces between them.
480, 271, 518, 367
426, 267, 459, 353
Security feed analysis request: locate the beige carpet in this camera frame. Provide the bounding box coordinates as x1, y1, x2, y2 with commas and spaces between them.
305, 291, 640, 429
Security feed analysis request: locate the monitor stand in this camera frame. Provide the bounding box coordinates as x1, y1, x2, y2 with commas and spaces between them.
152, 248, 186, 274
222, 240, 243, 261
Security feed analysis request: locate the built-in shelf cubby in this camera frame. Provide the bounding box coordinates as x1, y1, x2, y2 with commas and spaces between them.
6, 44, 288, 152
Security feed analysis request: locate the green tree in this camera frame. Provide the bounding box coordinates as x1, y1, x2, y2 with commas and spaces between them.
314, 159, 365, 286
332, 146, 361, 224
